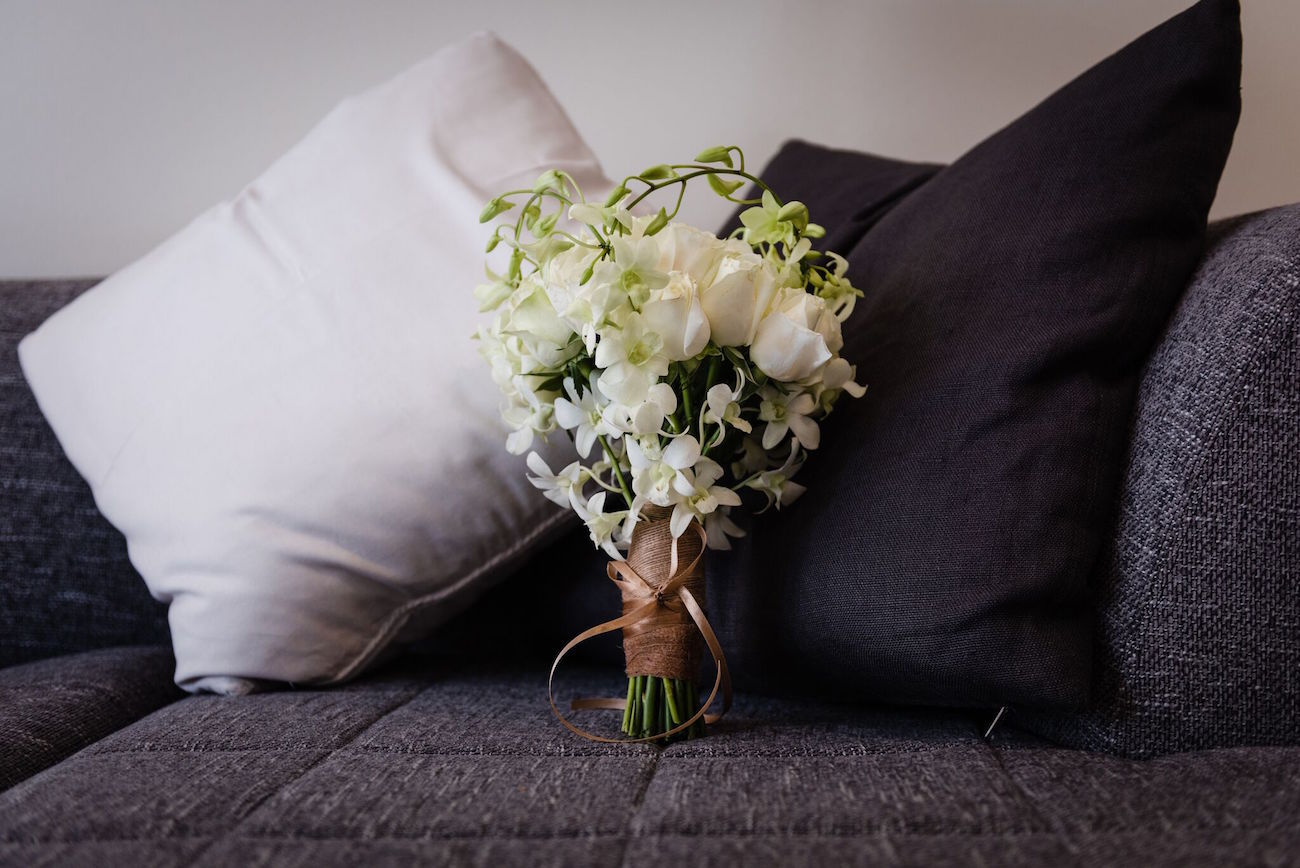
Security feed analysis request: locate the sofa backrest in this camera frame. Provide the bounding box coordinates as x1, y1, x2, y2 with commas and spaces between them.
0, 280, 169, 668
5, 206, 1297, 756
1021, 204, 1300, 755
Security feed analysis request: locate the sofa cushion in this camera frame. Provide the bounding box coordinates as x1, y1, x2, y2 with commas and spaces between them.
0, 660, 1296, 867
0, 647, 181, 791
0, 281, 167, 669
1020, 205, 1300, 756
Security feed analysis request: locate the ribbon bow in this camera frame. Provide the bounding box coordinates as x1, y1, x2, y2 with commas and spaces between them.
547, 521, 732, 743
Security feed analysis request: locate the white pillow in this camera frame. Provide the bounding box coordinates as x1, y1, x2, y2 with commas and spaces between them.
19, 32, 600, 694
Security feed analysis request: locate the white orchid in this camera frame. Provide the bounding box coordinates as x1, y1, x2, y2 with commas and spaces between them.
604, 381, 678, 437
813, 357, 867, 413
501, 377, 557, 455
593, 313, 670, 405
703, 377, 752, 442
704, 508, 745, 550
476, 149, 864, 552
758, 385, 820, 451
525, 452, 586, 511
669, 457, 742, 538
742, 448, 806, 513
553, 377, 622, 458
575, 490, 634, 559
628, 434, 700, 508
594, 234, 670, 310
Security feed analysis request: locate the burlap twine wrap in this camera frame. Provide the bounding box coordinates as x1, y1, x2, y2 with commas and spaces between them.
620, 505, 705, 681
547, 507, 732, 744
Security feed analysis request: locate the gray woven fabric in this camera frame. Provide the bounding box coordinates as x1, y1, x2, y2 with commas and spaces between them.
0, 280, 169, 668
0, 647, 181, 791
1, 662, 1296, 867
1022, 206, 1300, 757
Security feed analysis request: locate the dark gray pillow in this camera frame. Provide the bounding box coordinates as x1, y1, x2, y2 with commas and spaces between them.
0, 280, 169, 667
712, 0, 1241, 711
1019, 205, 1300, 755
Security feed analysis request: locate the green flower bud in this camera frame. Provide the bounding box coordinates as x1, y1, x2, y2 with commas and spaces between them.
804, 222, 826, 239
604, 184, 630, 207
536, 213, 559, 237
645, 207, 670, 236
707, 173, 744, 198
640, 164, 674, 181
579, 262, 596, 286
694, 146, 734, 167
484, 233, 501, 253
776, 200, 808, 224
523, 203, 541, 230
532, 169, 562, 193
478, 198, 514, 223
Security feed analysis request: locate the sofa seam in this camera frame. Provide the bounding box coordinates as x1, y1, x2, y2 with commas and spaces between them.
615, 748, 663, 867
179, 685, 425, 866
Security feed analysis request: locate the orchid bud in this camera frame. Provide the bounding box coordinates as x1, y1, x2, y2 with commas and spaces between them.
640, 164, 673, 181
707, 174, 743, 198
694, 146, 734, 167
645, 208, 670, 236
604, 184, 629, 207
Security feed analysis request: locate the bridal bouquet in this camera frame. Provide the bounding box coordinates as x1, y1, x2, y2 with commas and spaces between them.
475, 146, 864, 742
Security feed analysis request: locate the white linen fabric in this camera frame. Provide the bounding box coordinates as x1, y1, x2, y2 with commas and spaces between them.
19, 32, 601, 693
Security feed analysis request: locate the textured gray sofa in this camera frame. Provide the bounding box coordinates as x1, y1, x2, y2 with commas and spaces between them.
2, 206, 1297, 866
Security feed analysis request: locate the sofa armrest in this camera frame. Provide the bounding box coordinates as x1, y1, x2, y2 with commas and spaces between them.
1023, 205, 1300, 756
0, 280, 169, 668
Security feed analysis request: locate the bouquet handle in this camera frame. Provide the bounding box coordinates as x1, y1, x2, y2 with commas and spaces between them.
547, 523, 732, 744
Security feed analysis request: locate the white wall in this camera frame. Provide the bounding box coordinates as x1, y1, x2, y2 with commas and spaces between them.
2, 0, 1296, 278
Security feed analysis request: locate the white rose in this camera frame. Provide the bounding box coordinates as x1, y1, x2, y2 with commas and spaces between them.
699, 256, 782, 347
750, 291, 837, 381
506, 279, 576, 369
658, 223, 727, 285
641, 272, 710, 361
541, 245, 597, 330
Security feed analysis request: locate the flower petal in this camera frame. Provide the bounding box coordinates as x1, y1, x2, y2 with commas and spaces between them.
662, 434, 701, 469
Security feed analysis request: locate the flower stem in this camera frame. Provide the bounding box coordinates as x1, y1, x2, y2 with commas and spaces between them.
624, 168, 777, 213
663, 677, 681, 725
598, 434, 635, 510
622, 677, 635, 732
642, 677, 658, 733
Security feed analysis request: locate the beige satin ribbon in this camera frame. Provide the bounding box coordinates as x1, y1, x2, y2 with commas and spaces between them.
547, 522, 732, 744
